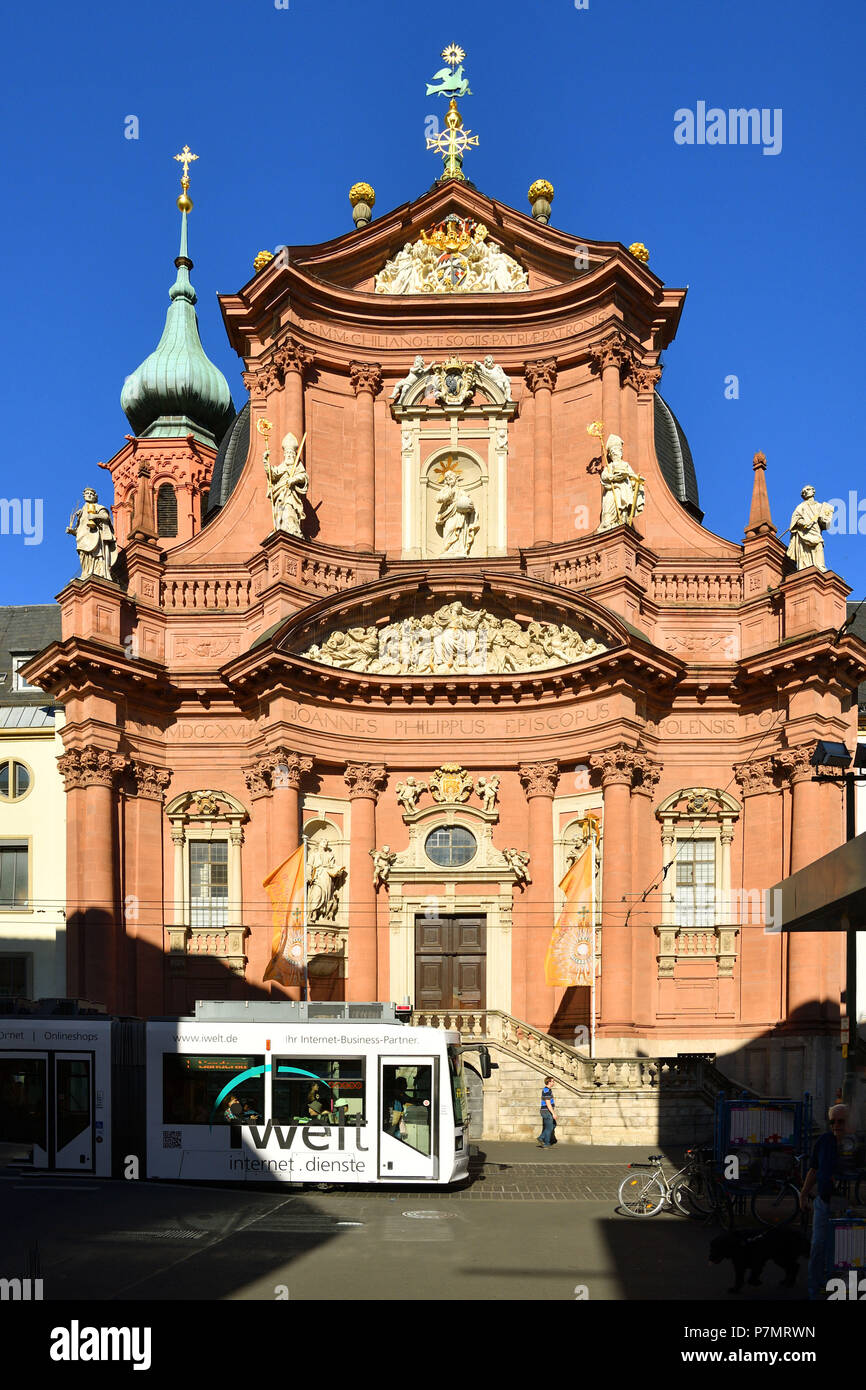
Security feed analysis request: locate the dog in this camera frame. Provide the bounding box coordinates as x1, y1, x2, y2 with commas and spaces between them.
709, 1228, 810, 1293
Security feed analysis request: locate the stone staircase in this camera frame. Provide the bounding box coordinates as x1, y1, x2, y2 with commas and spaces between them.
411, 1008, 760, 1144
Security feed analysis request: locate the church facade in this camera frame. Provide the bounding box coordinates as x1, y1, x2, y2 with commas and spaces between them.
27, 146, 866, 1106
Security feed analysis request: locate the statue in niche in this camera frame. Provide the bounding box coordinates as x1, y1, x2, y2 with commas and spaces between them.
473, 354, 513, 401
475, 775, 500, 813
396, 776, 427, 813
370, 845, 397, 887
597, 434, 645, 532
264, 432, 308, 536
435, 466, 479, 556
67, 488, 119, 581
786, 485, 834, 571
306, 839, 345, 923
502, 848, 531, 884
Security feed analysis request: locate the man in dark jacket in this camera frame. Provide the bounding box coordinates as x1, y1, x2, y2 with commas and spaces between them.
800, 1104, 848, 1299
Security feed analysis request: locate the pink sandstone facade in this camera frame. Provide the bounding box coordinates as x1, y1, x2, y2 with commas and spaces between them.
27, 178, 866, 1103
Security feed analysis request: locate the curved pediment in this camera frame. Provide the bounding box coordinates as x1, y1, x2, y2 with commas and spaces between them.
281, 592, 616, 677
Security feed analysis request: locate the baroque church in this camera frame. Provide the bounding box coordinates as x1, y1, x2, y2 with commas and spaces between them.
25, 62, 866, 1115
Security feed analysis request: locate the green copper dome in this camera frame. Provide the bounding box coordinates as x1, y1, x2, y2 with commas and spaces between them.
121, 210, 235, 447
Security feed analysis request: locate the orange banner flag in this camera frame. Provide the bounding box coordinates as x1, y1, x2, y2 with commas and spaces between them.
263, 844, 306, 986
544, 840, 594, 987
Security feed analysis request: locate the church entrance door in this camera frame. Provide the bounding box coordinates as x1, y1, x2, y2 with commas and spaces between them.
414, 914, 486, 1010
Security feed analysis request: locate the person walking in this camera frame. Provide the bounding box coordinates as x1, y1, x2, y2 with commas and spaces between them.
537, 1077, 557, 1148
800, 1103, 848, 1299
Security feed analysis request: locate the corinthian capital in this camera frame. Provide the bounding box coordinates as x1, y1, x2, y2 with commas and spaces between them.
733, 756, 776, 796
774, 745, 814, 786
588, 331, 630, 375
130, 760, 172, 802
588, 744, 636, 787
524, 359, 557, 394
631, 751, 662, 794
57, 747, 127, 789
518, 761, 560, 799
273, 340, 314, 379
627, 361, 663, 395
350, 362, 383, 397
269, 749, 314, 790
344, 762, 387, 800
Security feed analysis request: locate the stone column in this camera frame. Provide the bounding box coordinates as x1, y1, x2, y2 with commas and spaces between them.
630, 756, 661, 1030
268, 748, 312, 861
524, 361, 557, 545
274, 341, 313, 447
588, 745, 635, 1033
518, 761, 559, 1030
127, 761, 172, 1015
588, 333, 629, 441
57, 753, 86, 997
350, 363, 383, 552
66, 749, 126, 1012
344, 762, 386, 1001
777, 745, 840, 1022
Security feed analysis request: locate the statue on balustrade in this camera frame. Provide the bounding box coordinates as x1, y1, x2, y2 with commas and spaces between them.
597, 435, 645, 532
264, 432, 308, 537
786, 485, 834, 572
67, 488, 118, 581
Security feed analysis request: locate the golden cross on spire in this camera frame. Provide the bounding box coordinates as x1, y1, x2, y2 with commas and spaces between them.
174, 145, 198, 190
426, 99, 478, 182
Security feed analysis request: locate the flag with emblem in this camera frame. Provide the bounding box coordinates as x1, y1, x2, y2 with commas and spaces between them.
545, 837, 595, 986
263, 843, 306, 986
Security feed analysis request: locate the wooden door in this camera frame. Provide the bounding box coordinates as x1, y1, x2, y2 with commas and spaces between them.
415, 914, 486, 1010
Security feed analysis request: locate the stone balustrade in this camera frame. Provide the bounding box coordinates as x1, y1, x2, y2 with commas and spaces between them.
162, 575, 254, 610
651, 570, 743, 604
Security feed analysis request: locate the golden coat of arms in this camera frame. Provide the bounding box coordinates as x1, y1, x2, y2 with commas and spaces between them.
429, 763, 473, 803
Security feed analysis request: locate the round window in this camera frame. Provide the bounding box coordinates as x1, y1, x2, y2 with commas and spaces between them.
0, 760, 31, 801
424, 825, 477, 868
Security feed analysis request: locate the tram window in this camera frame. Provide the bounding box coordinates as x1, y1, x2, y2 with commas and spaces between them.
162, 1054, 265, 1125
0, 1056, 46, 1147
272, 1058, 365, 1125
447, 1046, 467, 1127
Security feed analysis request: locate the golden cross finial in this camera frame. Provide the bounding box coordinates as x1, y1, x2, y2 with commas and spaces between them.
174, 145, 198, 190
426, 99, 478, 182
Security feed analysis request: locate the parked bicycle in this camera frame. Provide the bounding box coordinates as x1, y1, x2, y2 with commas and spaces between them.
618, 1151, 731, 1225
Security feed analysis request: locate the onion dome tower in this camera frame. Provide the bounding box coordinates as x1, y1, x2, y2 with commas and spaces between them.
121, 149, 234, 447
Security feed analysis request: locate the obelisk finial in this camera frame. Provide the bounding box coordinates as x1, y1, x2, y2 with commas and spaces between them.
174, 144, 198, 213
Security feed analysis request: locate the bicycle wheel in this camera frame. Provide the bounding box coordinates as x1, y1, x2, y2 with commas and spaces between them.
671, 1177, 704, 1217
678, 1168, 715, 1216
751, 1181, 799, 1227
618, 1172, 666, 1216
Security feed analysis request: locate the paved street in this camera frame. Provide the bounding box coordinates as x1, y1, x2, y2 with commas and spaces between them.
1, 1143, 815, 1301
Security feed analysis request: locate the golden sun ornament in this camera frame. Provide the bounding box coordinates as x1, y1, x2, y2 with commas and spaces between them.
441, 43, 466, 66
432, 455, 462, 483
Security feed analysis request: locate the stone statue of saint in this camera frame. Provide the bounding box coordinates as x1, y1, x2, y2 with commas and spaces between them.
306, 840, 345, 923
67, 488, 119, 581
370, 845, 397, 887
786, 485, 835, 571
435, 469, 479, 557
264, 432, 308, 536
597, 435, 645, 532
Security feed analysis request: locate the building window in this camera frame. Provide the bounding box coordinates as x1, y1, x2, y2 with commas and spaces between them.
0, 954, 30, 998
0, 760, 32, 802
11, 656, 38, 692
189, 841, 228, 927
156, 484, 178, 538
0, 843, 28, 909
675, 839, 716, 927
424, 825, 477, 867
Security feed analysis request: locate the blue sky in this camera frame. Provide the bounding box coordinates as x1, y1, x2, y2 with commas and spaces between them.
1, 0, 864, 603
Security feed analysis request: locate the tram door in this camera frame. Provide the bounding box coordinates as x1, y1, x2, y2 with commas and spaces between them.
54, 1054, 93, 1170
0, 1053, 49, 1167
378, 1057, 438, 1181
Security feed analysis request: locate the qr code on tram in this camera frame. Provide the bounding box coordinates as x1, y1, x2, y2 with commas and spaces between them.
163, 1130, 182, 1149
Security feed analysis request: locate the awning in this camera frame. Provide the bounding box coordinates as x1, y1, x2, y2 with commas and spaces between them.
771, 832, 866, 932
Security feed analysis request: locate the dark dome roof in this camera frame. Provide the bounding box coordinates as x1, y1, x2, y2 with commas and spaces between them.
653, 392, 702, 521
204, 401, 249, 520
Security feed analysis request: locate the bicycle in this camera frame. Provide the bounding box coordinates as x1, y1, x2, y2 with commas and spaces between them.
618, 1152, 731, 1225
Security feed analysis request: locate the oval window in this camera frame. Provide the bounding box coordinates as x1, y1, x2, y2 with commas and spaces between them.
0, 760, 31, 801
424, 825, 477, 868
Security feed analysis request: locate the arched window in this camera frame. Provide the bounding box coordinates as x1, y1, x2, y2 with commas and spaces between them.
156, 483, 178, 538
